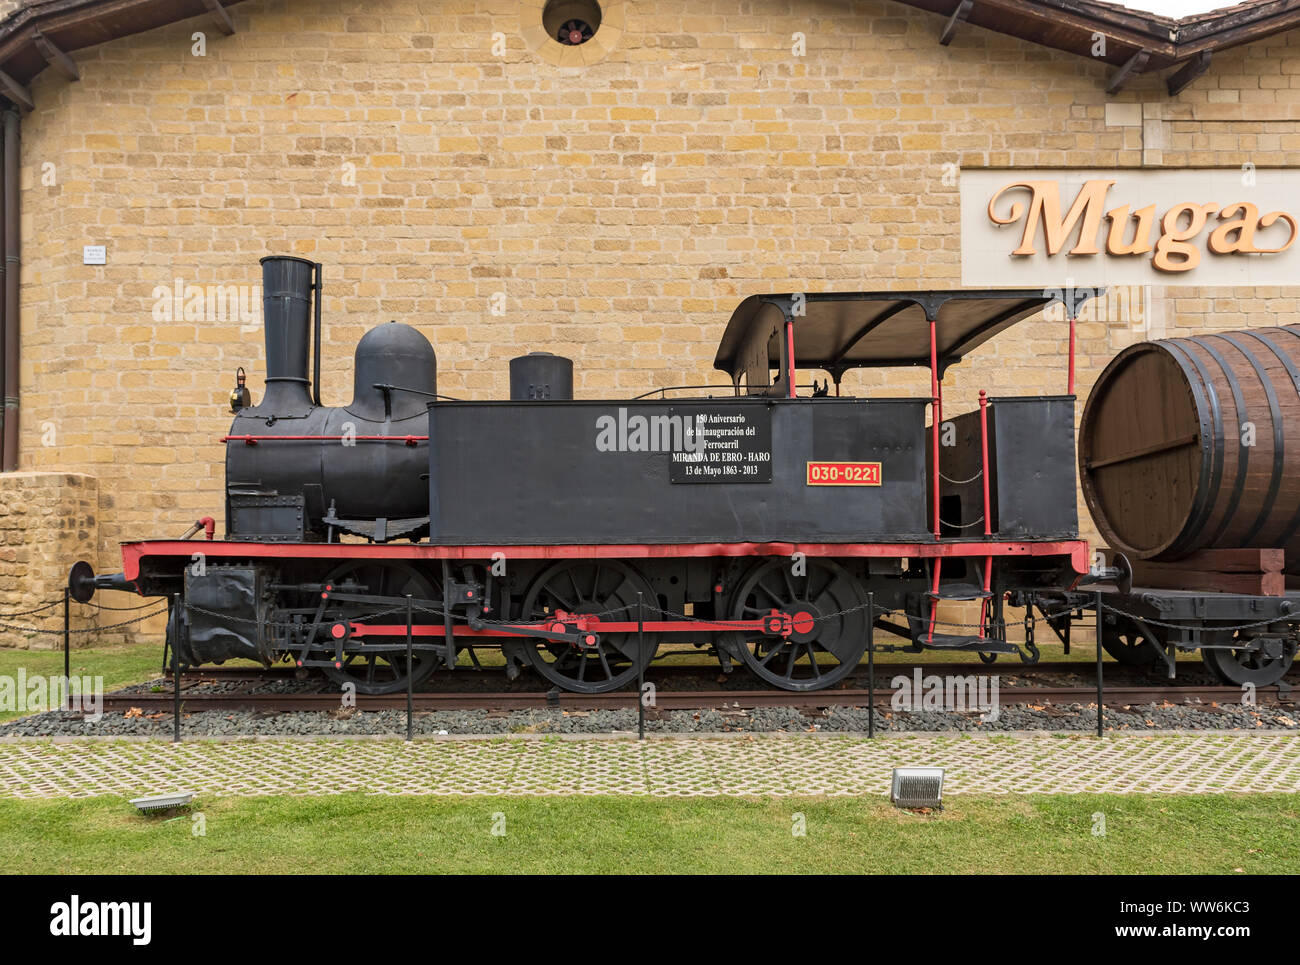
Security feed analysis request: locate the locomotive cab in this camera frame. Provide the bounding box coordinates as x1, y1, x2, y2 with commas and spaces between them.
713, 290, 1090, 541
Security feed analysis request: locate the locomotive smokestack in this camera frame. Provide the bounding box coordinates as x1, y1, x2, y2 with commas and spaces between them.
259, 255, 316, 409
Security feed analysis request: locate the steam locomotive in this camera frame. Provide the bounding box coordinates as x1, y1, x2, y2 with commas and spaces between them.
69, 257, 1298, 694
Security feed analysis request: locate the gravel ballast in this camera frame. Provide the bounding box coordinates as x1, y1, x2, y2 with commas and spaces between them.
1, 700, 1295, 737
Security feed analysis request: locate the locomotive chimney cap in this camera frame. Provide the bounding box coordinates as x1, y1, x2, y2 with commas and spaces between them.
259, 254, 316, 267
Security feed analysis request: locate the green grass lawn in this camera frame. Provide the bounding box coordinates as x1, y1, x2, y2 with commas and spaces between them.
1, 793, 1294, 874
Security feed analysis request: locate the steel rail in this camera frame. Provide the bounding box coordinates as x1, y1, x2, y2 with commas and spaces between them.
94, 684, 1295, 714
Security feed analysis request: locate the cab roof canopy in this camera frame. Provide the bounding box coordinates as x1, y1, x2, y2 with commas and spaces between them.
713, 289, 1096, 381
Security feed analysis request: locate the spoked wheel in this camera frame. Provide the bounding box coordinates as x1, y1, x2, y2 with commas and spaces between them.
316, 560, 443, 695
519, 560, 659, 694
726, 558, 869, 691
1100, 613, 1162, 667
1202, 630, 1296, 687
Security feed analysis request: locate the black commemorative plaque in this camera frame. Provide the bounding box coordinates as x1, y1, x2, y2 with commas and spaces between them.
668, 405, 773, 484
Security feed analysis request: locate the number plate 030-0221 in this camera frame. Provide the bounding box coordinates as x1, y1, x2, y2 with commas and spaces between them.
805, 461, 882, 486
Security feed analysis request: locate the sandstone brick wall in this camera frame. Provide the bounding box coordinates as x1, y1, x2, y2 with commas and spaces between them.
0, 472, 100, 648
9, 0, 1300, 643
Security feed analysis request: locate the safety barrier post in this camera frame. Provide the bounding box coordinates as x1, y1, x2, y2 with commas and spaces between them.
405, 593, 414, 742
636, 592, 646, 741
172, 593, 181, 744
62, 587, 70, 693
867, 593, 875, 739
1094, 590, 1104, 738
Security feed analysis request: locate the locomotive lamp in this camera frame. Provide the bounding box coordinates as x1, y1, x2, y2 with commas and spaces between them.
890, 767, 945, 810
229, 366, 250, 412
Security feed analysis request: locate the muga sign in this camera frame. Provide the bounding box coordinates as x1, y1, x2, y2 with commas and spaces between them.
960, 168, 1300, 286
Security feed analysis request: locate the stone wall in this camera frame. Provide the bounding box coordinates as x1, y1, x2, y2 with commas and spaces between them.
0, 472, 99, 648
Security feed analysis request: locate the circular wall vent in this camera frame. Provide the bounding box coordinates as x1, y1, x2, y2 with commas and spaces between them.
543, 1, 602, 45
524, 0, 623, 66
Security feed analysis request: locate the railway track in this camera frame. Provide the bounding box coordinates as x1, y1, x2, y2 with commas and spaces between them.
170, 660, 1205, 683
100, 680, 1295, 714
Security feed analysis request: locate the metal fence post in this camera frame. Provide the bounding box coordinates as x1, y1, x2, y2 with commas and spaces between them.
867, 593, 875, 739
405, 593, 414, 742
172, 593, 181, 744
62, 586, 70, 694
1094, 590, 1104, 738
636, 591, 645, 741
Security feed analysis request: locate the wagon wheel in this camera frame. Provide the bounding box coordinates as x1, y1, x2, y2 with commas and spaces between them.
1201, 630, 1296, 687
316, 560, 443, 696
518, 560, 658, 694
1100, 613, 1162, 667
726, 558, 869, 691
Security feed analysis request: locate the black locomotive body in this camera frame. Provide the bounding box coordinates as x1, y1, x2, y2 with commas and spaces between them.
429, 397, 931, 544
75, 255, 1292, 697
224, 257, 436, 543
70, 257, 1097, 695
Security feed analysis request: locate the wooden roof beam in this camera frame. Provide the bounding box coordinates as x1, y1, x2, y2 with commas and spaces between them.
1166, 49, 1212, 96
201, 0, 236, 37
939, 0, 973, 46
0, 68, 33, 110
32, 29, 78, 82
1106, 49, 1149, 95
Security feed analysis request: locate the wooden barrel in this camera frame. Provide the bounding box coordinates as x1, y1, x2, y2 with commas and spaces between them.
1079, 326, 1300, 570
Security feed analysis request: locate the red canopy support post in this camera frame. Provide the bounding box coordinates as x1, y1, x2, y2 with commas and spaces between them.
784, 314, 797, 399
928, 315, 941, 538
978, 390, 993, 636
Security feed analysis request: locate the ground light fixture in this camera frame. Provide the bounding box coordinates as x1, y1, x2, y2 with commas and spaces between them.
129, 792, 195, 813
890, 767, 945, 810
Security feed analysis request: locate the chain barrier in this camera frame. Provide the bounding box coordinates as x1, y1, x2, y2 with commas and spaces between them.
0, 605, 167, 636
80, 599, 169, 612
1095, 601, 1290, 636
0, 594, 176, 633
184, 600, 410, 633
937, 515, 986, 529
0, 598, 63, 619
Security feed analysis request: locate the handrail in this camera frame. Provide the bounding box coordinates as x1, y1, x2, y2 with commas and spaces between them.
222, 435, 426, 446
631, 384, 741, 400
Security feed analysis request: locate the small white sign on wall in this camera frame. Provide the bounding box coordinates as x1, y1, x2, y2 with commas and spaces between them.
82, 245, 106, 265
